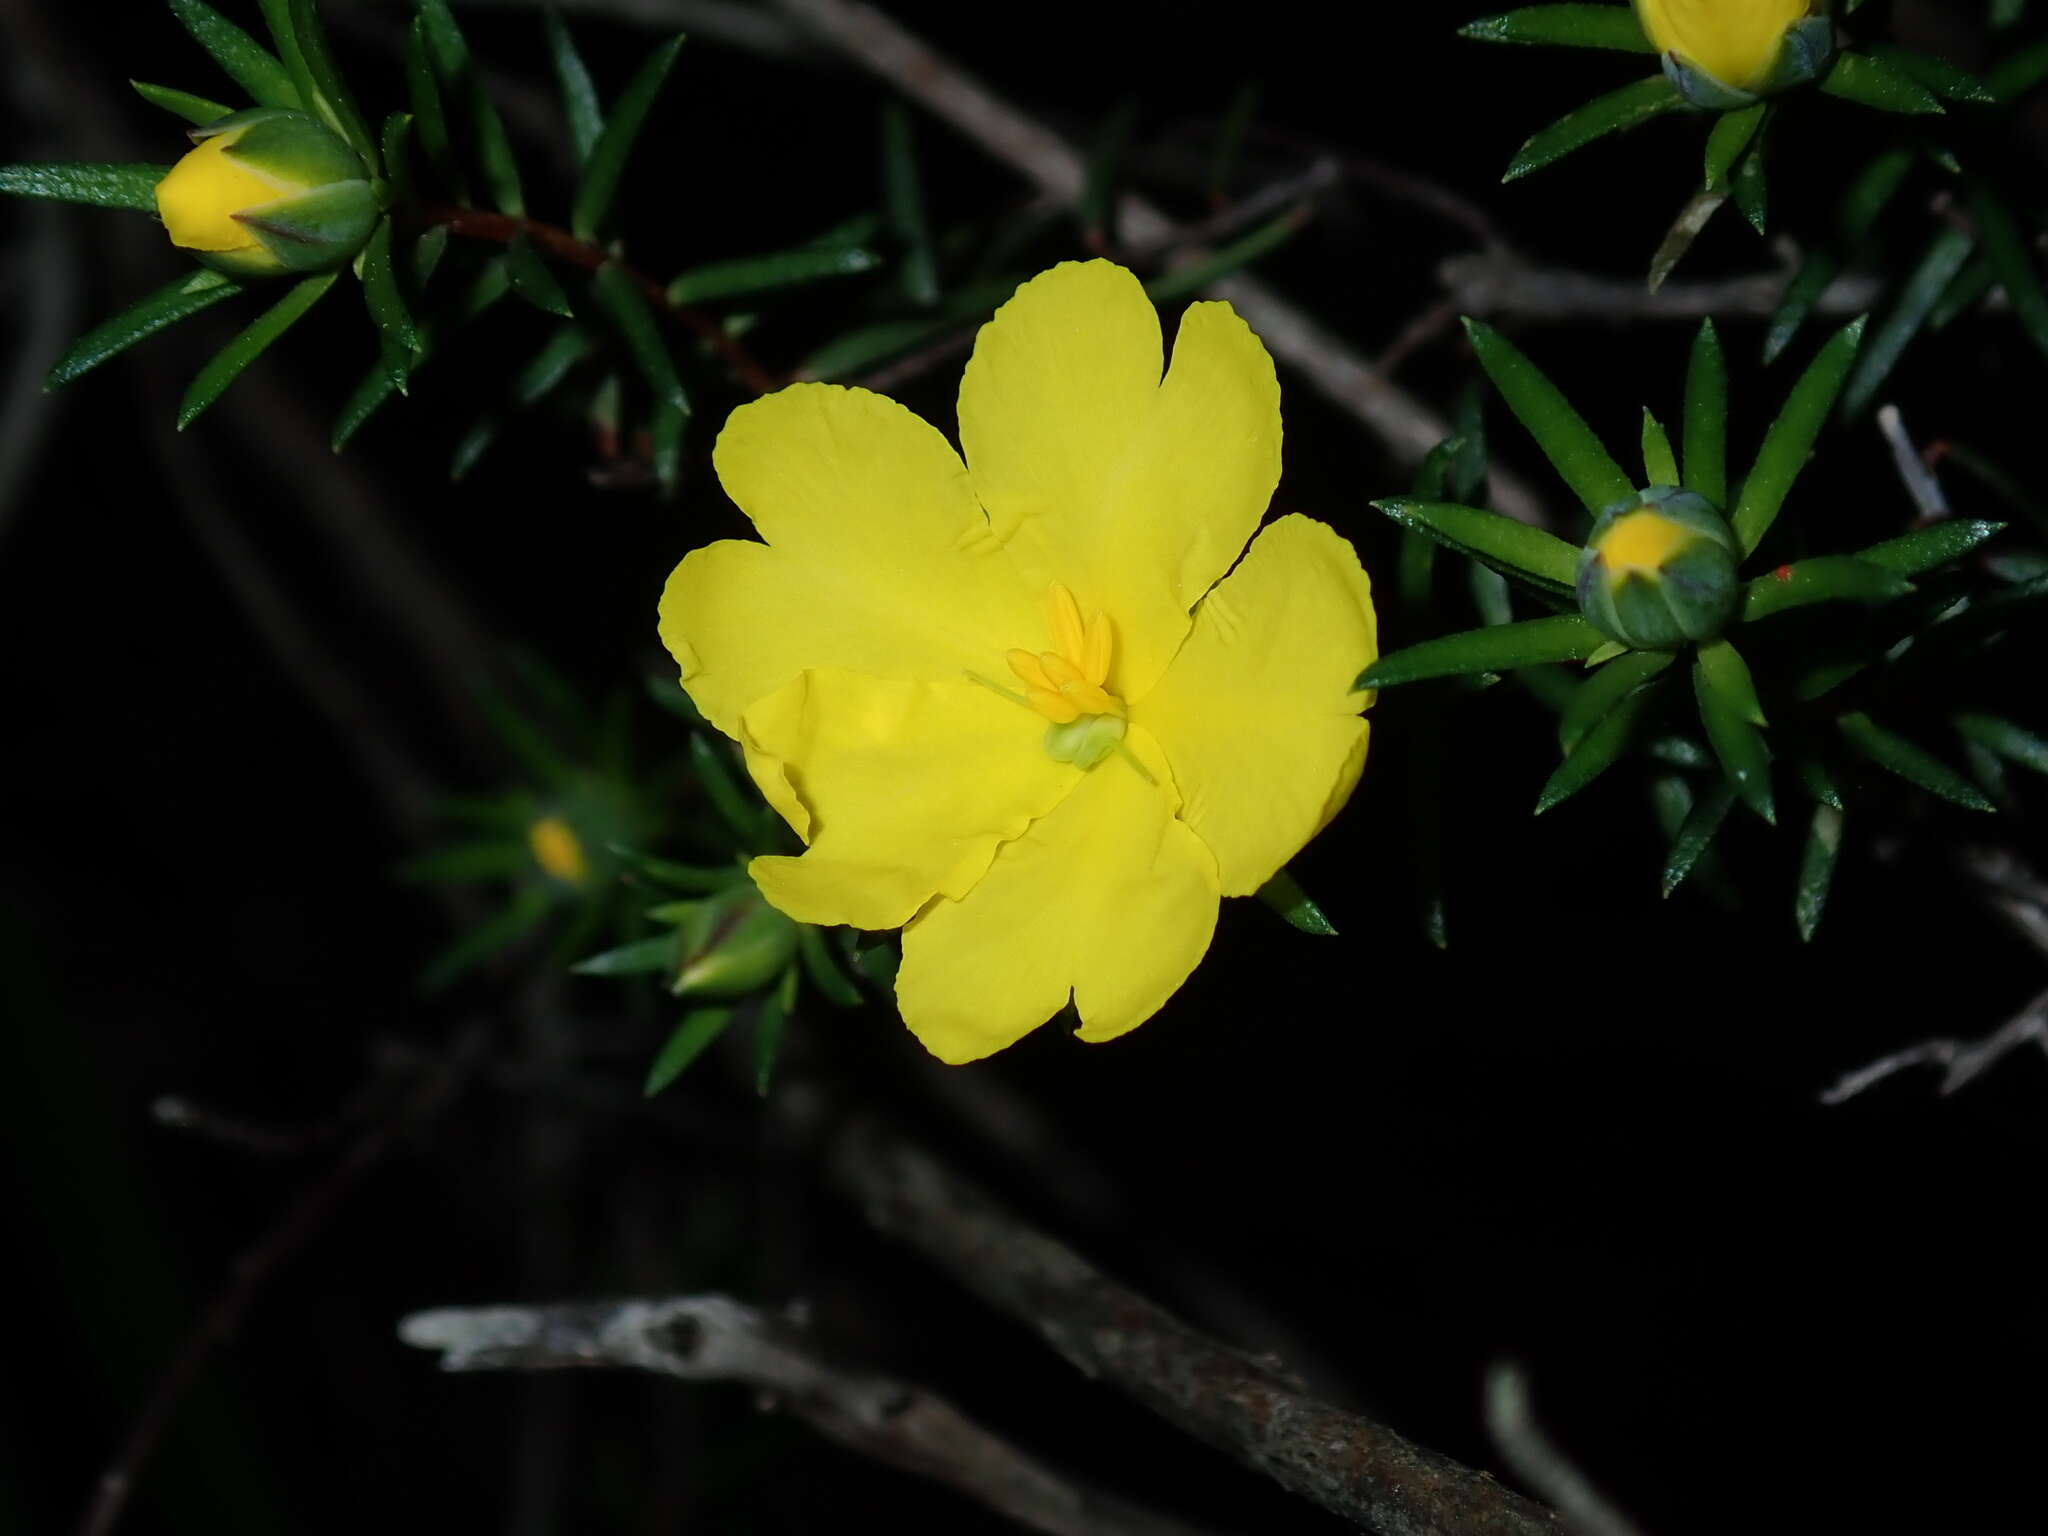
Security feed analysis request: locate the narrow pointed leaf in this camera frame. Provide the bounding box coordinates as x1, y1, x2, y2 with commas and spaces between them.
1371, 498, 1580, 595
1463, 319, 1634, 513
1795, 804, 1844, 941
381, 112, 414, 214
1955, 713, 2048, 776
1462, 5, 1652, 50
420, 885, 551, 994
1640, 406, 1678, 486
797, 926, 864, 1008
1764, 150, 1911, 364
1697, 638, 1765, 725
688, 734, 767, 843
1742, 556, 1913, 621
1649, 187, 1728, 294
1820, 51, 1944, 114
1680, 318, 1727, 504
1856, 520, 2002, 575
1694, 647, 1773, 822
1838, 711, 1995, 810
1661, 777, 1736, 897
644, 1007, 733, 1096
1731, 133, 1767, 234
755, 970, 797, 1097
360, 216, 418, 392
1842, 227, 1974, 420
1968, 182, 2048, 364
883, 100, 939, 306
0, 162, 164, 210
254, 0, 317, 109
1731, 317, 1865, 555
333, 258, 511, 451
45, 270, 241, 389
1867, 45, 1993, 104
571, 34, 685, 241
1795, 753, 1842, 810
403, 17, 461, 193
1504, 75, 1682, 181
167, 0, 301, 108
1536, 679, 1662, 814
131, 80, 234, 125
417, 0, 524, 214
1560, 648, 1671, 754
667, 244, 883, 304
544, 9, 606, 166
287, 0, 375, 159
1256, 867, 1337, 936
571, 934, 678, 977
178, 271, 336, 430
1704, 103, 1766, 188
1144, 209, 1306, 304
1360, 614, 1605, 689
612, 844, 736, 893
590, 262, 689, 493
506, 232, 574, 316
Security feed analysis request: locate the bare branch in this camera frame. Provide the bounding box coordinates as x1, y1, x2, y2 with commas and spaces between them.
826, 1114, 1561, 1536
1820, 986, 2048, 1105
767, 0, 1549, 526
1877, 406, 1952, 523
1482, 1364, 1645, 1536
1440, 252, 1884, 325
401, 1294, 1222, 1536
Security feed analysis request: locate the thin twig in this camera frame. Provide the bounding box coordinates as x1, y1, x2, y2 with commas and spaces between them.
400, 1293, 1224, 1536
1440, 251, 1885, 324
768, 0, 1549, 526
1876, 405, 1952, 523
1819, 986, 2048, 1104
75, 1024, 491, 1536
1482, 1364, 1645, 1536
825, 1114, 1561, 1536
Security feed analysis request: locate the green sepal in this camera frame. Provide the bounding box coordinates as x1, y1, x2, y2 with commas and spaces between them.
207, 106, 363, 183
1357, 614, 1605, 689
1255, 867, 1337, 936
1795, 804, 1844, 941
1741, 556, 1913, 622
1460, 6, 1652, 51
167, 0, 302, 110
236, 177, 378, 272
1731, 316, 1865, 556
1535, 676, 1665, 814
0, 162, 165, 211
673, 885, 800, 1000
1819, 51, 1944, 114
1661, 778, 1737, 898
1693, 643, 1773, 822
643, 1008, 733, 1097
571, 34, 686, 242
131, 80, 235, 125
1371, 495, 1580, 595
1505, 75, 1682, 182
1576, 488, 1740, 650
1856, 520, 2002, 576
1837, 711, 1994, 811
177, 269, 337, 430
1560, 648, 1672, 754
1463, 319, 1635, 513
44, 270, 241, 389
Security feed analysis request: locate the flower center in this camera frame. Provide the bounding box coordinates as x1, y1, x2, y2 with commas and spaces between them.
998, 585, 1132, 771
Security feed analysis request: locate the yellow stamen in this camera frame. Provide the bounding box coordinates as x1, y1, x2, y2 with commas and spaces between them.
1011, 585, 1127, 726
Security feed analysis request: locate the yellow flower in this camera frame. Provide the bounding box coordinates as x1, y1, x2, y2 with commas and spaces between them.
528, 816, 590, 886
658, 261, 1376, 1064
1635, 0, 1812, 93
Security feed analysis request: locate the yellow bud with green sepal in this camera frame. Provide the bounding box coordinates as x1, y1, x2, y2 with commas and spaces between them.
155, 107, 377, 277
1576, 486, 1740, 651
1635, 0, 1835, 108
672, 883, 800, 999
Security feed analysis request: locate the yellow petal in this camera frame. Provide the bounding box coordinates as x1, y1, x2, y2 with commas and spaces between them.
1132, 515, 1376, 897
959, 261, 1281, 702
154, 135, 283, 252
896, 727, 1220, 1064
1636, 0, 1808, 92
741, 668, 1077, 931
660, 383, 1040, 737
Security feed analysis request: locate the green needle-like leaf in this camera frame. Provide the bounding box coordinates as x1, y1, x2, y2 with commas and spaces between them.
1955, 713, 2048, 777
254, 0, 317, 111
0, 162, 165, 211
1462, 319, 1634, 514
1373, 497, 1581, 596
360, 216, 419, 392
1560, 648, 1672, 754
421, 885, 552, 994
1838, 711, 1995, 811
178, 270, 337, 430
1795, 804, 1844, 941
1536, 677, 1663, 814
1504, 75, 1682, 182
381, 112, 414, 213
1694, 644, 1773, 822
333, 258, 510, 451
417, 0, 524, 215
1865, 44, 1993, 104
1255, 867, 1337, 936
611, 844, 735, 893
1144, 210, 1305, 304
1819, 51, 1944, 114
1461, 5, 1653, 49
797, 926, 864, 1008
1730, 132, 1767, 234
1842, 227, 1975, 420
1680, 319, 1727, 505
644, 1007, 732, 1096
1640, 409, 1678, 486
167, 0, 301, 108
688, 734, 767, 844
45, 270, 241, 389
1763, 150, 1910, 365
1857, 520, 2003, 576
1741, 556, 1913, 622
1360, 614, 1605, 688
590, 262, 689, 493
1662, 778, 1737, 898
1731, 316, 1865, 555
883, 100, 940, 307
287, 0, 376, 161
544, 9, 606, 166
755, 969, 797, 1097
572, 934, 678, 977
402, 17, 460, 193
571, 34, 685, 241
505, 232, 574, 317
1704, 103, 1766, 188
1968, 182, 2048, 365
131, 80, 235, 125
667, 244, 883, 304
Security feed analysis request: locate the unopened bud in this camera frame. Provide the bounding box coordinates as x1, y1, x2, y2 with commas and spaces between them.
1636, 0, 1834, 108
154, 108, 376, 277
673, 883, 799, 999
1576, 487, 1739, 651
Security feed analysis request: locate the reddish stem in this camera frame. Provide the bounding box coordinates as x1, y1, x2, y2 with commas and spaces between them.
417, 205, 781, 397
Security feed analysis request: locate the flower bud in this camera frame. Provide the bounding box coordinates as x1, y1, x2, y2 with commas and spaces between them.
154, 108, 377, 277
673, 882, 800, 999
528, 815, 591, 886
1635, 0, 1834, 107
1576, 486, 1740, 651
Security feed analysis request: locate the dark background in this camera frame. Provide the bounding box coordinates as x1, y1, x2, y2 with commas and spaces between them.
3, 1, 2044, 1532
